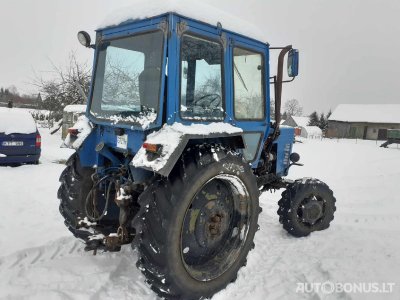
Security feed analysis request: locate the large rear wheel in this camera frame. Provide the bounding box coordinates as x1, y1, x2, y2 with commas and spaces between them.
57, 153, 120, 241
58, 153, 95, 239
133, 149, 260, 299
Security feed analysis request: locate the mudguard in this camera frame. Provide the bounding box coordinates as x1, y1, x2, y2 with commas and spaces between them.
131, 123, 245, 177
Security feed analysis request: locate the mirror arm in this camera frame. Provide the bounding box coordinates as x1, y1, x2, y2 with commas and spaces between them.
269, 76, 296, 85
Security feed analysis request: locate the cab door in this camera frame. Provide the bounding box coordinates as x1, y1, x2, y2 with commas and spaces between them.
227, 36, 270, 166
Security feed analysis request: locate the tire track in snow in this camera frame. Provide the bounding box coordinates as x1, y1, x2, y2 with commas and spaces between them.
0, 237, 156, 300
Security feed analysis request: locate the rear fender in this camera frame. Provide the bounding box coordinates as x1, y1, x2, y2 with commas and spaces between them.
76, 130, 98, 167
131, 133, 245, 177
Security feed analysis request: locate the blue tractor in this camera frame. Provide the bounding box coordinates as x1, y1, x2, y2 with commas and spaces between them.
59, 11, 336, 299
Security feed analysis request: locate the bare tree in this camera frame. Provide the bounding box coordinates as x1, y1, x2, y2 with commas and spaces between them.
102, 55, 141, 109
33, 52, 91, 121
197, 74, 222, 97
284, 99, 303, 117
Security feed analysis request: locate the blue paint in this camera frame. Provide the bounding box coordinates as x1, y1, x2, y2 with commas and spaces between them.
274, 127, 295, 176
0, 131, 41, 165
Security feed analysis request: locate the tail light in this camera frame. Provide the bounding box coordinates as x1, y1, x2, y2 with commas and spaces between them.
143, 143, 162, 154
35, 134, 41, 148
68, 128, 79, 136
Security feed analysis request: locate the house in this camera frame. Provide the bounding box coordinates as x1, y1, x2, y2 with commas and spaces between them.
282, 116, 309, 128
0, 91, 41, 109
282, 115, 323, 138
327, 104, 400, 140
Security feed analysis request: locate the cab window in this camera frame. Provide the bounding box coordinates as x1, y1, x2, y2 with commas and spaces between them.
180, 34, 224, 120
233, 47, 265, 120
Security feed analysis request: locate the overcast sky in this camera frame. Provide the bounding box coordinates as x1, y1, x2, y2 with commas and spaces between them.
1, 0, 399, 114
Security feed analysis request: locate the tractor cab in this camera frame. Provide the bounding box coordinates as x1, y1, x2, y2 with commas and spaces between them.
76, 12, 299, 176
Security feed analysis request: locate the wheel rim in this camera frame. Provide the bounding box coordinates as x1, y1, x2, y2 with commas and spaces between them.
297, 195, 325, 226
180, 175, 252, 282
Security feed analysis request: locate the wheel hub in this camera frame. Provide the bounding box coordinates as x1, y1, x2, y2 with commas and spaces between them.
195, 198, 231, 250
208, 214, 223, 236
300, 197, 324, 225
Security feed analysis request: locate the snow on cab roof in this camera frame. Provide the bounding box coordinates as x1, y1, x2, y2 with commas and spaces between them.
329, 104, 400, 124
0, 107, 37, 135
63, 104, 86, 113
99, 0, 266, 43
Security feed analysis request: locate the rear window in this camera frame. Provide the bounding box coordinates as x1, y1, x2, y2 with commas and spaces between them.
0, 108, 37, 135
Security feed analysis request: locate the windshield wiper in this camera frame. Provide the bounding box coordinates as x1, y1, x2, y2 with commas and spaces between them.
233, 63, 248, 92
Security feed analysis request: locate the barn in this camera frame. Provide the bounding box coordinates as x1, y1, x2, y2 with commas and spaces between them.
282, 115, 322, 138
327, 104, 400, 140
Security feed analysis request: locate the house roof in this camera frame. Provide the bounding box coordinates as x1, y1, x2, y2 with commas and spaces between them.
291, 116, 310, 127
329, 104, 400, 124
63, 105, 86, 113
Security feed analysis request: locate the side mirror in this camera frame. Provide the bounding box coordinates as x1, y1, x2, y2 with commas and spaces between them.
77, 31, 92, 48
287, 49, 299, 77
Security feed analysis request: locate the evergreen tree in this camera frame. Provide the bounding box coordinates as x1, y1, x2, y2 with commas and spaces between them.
308, 111, 319, 126
319, 113, 327, 130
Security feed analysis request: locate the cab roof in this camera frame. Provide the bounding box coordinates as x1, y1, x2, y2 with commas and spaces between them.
98, 0, 266, 43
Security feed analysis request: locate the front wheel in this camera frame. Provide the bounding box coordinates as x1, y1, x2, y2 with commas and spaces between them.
133, 149, 260, 299
277, 178, 336, 237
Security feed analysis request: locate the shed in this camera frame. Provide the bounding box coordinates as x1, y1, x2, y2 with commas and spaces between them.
281, 116, 321, 138
62, 105, 87, 139
327, 104, 400, 140
301, 126, 323, 139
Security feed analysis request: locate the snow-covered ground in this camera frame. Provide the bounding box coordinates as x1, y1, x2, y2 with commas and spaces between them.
0, 131, 399, 299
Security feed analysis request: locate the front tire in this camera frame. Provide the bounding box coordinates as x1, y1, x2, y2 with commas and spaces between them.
133, 148, 260, 299
277, 178, 336, 237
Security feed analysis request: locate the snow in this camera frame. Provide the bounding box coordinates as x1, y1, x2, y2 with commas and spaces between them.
217, 174, 247, 196
0, 107, 37, 135
1, 135, 400, 299
109, 111, 157, 130
302, 126, 322, 139
63, 104, 87, 113
63, 116, 93, 149
329, 104, 400, 124
99, 0, 266, 43
131, 122, 242, 172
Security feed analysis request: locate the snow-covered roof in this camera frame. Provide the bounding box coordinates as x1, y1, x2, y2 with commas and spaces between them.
0, 107, 37, 135
63, 105, 86, 113
99, 0, 266, 42
329, 104, 400, 124
291, 116, 310, 128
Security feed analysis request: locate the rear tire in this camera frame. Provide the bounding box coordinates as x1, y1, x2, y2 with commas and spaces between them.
277, 178, 336, 237
57, 153, 95, 239
133, 148, 260, 299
